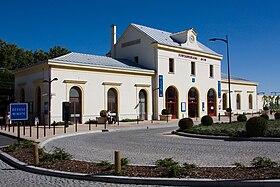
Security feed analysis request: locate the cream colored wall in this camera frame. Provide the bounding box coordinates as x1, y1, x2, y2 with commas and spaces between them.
221, 81, 258, 114
156, 49, 222, 119
115, 26, 155, 70
14, 66, 49, 123
51, 67, 153, 123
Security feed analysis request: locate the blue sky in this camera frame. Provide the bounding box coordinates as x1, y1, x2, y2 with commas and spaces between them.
1, 0, 279, 94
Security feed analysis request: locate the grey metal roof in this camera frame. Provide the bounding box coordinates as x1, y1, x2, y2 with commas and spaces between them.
221, 73, 257, 84
131, 23, 218, 55
49, 52, 154, 73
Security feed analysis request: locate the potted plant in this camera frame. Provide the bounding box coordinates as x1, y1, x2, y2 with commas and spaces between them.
159, 109, 172, 121
97, 110, 107, 124
225, 108, 232, 116
263, 106, 269, 115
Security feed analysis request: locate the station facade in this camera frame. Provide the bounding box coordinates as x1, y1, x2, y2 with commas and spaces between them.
13, 23, 259, 124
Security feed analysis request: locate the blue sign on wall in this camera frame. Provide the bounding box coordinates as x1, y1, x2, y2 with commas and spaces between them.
181, 102, 186, 112
10, 103, 28, 121
218, 81, 221, 98
192, 78, 195, 83
159, 75, 163, 97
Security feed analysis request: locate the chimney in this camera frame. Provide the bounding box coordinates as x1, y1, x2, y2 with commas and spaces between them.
111, 24, 116, 58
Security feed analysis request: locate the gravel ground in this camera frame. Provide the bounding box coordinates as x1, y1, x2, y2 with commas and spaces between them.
43, 126, 280, 167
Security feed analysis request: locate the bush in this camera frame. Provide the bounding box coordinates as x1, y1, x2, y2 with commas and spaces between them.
161, 109, 170, 115
251, 157, 277, 168
100, 110, 107, 117
237, 114, 247, 122
201, 115, 213, 126
121, 158, 129, 166
226, 108, 232, 112
233, 162, 245, 169
178, 118, 193, 130
260, 113, 269, 120
155, 158, 178, 168
263, 106, 269, 110
246, 117, 268, 137
275, 112, 280, 120
98, 161, 114, 170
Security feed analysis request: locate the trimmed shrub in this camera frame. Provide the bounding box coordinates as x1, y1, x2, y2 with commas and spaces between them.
246, 117, 268, 137
251, 157, 277, 168
275, 112, 280, 120
226, 108, 232, 112
178, 118, 193, 130
260, 113, 269, 120
100, 110, 107, 117
201, 115, 213, 126
237, 114, 247, 122
263, 106, 269, 110
161, 109, 170, 115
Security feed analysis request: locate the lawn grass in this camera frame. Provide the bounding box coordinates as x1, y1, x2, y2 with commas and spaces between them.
182, 120, 280, 137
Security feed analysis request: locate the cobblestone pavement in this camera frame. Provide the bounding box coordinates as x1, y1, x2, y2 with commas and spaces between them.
0, 160, 163, 187
44, 125, 280, 166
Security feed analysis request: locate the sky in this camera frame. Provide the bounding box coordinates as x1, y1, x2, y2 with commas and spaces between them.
1, 0, 280, 94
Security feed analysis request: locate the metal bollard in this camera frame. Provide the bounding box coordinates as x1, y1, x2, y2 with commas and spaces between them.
75, 120, 77, 132
137, 116, 139, 124
30, 121, 32, 137
53, 122, 55, 135
166, 114, 168, 123
23, 121, 25, 136
117, 115, 119, 126
218, 113, 220, 121
37, 123, 39, 139
17, 122, 20, 143
44, 123, 46, 137
151, 114, 153, 123
12, 122, 14, 133
114, 150, 121, 175
33, 143, 39, 165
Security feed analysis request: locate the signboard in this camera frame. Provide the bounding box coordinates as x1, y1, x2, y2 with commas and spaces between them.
159, 75, 163, 97
10, 103, 28, 121
218, 81, 221, 98
202, 102, 205, 111
192, 78, 195, 83
181, 102, 186, 112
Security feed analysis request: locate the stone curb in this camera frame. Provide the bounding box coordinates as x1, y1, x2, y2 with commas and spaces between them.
1, 150, 280, 186
172, 131, 280, 142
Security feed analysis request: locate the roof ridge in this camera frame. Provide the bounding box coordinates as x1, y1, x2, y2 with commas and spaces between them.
131, 23, 172, 34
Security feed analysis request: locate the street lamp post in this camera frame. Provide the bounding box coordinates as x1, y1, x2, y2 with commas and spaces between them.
43, 77, 58, 129
209, 35, 232, 123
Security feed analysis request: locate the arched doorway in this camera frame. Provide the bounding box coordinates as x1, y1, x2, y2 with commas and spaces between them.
35, 87, 41, 120
165, 86, 178, 119
107, 88, 118, 114
249, 94, 253, 109
236, 94, 241, 110
20, 88, 25, 102
188, 87, 199, 118
69, 87, 82, 123
207, 89, 216, 116
222, 93, 227, 110
139, 89, 147, 120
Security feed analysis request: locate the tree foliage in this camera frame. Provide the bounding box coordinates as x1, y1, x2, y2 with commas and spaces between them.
0, 38, 70, 101
0, 38, 70, 70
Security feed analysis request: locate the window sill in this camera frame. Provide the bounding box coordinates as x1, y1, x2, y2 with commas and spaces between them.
168, 72, 175, 74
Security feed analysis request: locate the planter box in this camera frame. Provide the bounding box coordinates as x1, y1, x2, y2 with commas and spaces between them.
97, 117, 107, 124
159, 114, 172, 121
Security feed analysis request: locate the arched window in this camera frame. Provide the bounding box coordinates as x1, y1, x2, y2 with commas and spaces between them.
107, 88, 118, 114
20, 88, 25, 102
249, 94, 253, 109
188, 87, 199, 118
69, 86, 82, 123
222, 93, 227, 110
236, 94, 241, 110
165, 86, 178, 119
207, 89, 216, 116
139, 89, 147, 120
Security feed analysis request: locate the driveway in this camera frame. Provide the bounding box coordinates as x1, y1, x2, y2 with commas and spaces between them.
43, 125, 280, 166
